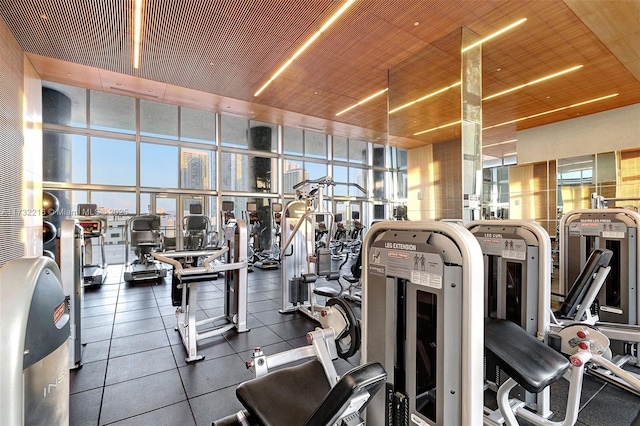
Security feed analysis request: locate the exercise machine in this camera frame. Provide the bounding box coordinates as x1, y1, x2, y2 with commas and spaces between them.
183, 203, 216, 251
362, 221, 485, 426
466, 220, 553, 417
124, 214, 168, 283
280, 177, 344, 320
244, 202, 279, 270
152, 219, 250, 362
57, 218, 84, 369
213, 294, 369, 425
484, 318, 640, 426
559, 208, 640, 389
1, 257, 70, 425
76, 203, 108, 285
560, 208, 639, 326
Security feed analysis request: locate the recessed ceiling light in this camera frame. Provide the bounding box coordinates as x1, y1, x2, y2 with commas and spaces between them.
132, 0, 144, 69
414, 22, 420, 26
66, 73, 72, 76
209, 62, 214, 66
496, 68, 502, 72
40, 14, 48, 20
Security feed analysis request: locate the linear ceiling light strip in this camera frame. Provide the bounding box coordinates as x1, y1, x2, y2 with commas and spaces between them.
413, 120, 461, 136
483, 93, 619, 130
335, 88, 389, 116
461, 18, 527, 52
133, 0, 144, 69
389, 82, 461, 114
254, 0, 357, 97
483, 65, 584, 101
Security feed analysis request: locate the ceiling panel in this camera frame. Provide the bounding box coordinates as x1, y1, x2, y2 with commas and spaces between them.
1, 0, 638, 156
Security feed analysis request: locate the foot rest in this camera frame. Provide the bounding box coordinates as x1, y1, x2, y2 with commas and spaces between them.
302, 273, 317, 283
237, 360, 331, 425
327, 271, 341, 281
485, 318, 570, 394
314, 286, 340, 298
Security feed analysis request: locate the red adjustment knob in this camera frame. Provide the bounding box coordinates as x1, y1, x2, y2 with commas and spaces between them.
321, 309, 328, 317
245, 361, 253, 369
577, 330, 588, 339
578, 341, 589, 350
254, 347, 261, 352
570, 355, 583, 367
307, 333, 313, 344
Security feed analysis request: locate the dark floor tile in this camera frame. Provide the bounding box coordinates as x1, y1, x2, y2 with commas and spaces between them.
108, 401, 195, 426
251, 310, 302, 325
116, 290, 156, 303
83, 304, 117, 318
70, 387, 102, 426
111, 317, 165, 338
82, 340, 111, 363
262, 289, 282, 299
247, 292, 271, 302
178, 354, 253, 398
190, 385, 245, 425
171, 333, 236, 367
83, 313, 115, 329
70, 360, 107, 394
115, 298, 158, 313
197, 297, 225, 310
109, 329, 169, 358
224, 325, 284, 353
99, 369, 186, 424
83, 324, 113, 344
267, 318, 316, 341
159, 304, 178, 316
247, 299, 281, 313
577, 383, 640, 426
246, 313, 263, 329
105, 346, 176, 385
84, 296, 118, 308
114, 307, 161, 323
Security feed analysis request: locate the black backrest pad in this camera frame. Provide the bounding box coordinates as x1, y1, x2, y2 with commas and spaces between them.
557, 248, 613, 318
305, 362, 387, 426
485, 318, 570, 394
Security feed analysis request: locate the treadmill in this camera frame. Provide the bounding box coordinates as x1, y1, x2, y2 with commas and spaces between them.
77, 204, 108, 286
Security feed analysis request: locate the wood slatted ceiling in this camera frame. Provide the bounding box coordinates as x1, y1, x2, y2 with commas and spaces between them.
1, 0, 639, 154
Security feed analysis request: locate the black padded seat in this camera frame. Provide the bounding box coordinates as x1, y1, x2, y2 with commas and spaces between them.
236, 360, 331, 426
485, 318, 570, 394
313, 286, 340, 298
236, 360, 387, 426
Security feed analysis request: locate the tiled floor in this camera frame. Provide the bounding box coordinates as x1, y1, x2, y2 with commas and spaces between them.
70, 263, 358, 425
71, 263, 640, 426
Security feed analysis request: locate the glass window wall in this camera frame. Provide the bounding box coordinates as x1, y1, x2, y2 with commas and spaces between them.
90, 137, 136, 185
90, 91, 135, 134
221, 115, 249, 148
140, 142, 179, 188
181, 107, 215, 144
140, 100, 179, 139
